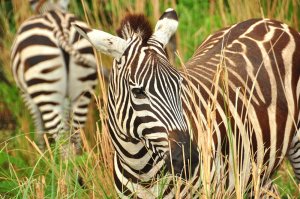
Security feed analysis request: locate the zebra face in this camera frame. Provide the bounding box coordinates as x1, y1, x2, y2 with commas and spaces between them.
111, 30, 199, 179
74, 8, 199, 179
115, 42, 188, 138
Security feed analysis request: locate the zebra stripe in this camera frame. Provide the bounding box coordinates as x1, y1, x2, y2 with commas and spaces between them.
182, 18, 299, 194
11, 2, 97, 155
74, 8, 300, 198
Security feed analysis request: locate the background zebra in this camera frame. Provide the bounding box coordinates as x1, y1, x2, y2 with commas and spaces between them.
75, 8, 300, 198
11, 0, 97, 157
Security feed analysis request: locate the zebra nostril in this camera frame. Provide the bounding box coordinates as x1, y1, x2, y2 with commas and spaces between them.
165, 130, 199, 180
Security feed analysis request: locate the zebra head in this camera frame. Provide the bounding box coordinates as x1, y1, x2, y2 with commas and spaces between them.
74, 9, 199, 179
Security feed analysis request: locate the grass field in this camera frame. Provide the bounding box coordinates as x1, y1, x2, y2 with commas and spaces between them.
0, 0, 300, 198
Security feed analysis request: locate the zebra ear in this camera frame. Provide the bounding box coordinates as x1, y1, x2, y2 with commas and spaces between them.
150, 8, 178, 47
72, 24, 128, 59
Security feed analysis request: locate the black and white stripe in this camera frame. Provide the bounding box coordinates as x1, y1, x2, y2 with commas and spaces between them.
182, 18, 300, 196
11, 0, 97, 155
74, 8, 300, 198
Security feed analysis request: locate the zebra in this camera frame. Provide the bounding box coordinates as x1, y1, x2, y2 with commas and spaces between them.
11, 0, 98, 157
74, 8, 300, 198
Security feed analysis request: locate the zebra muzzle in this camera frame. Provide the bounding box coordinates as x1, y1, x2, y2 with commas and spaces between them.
165, 130, 199, 180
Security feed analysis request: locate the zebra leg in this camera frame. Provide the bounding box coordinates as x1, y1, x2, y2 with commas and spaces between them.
287, 119, 300, 181
58, 94, 92, 188
55, 130, 73, 160
69, 93, 92, 155
66, 45, 97, 155
22, 93, 45, 151
52, 98, 74, 160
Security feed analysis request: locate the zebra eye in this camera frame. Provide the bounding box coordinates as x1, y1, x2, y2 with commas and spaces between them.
132, 87, 147, 99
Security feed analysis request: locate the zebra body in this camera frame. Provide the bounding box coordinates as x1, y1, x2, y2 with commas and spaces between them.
11, 2, 97, 154
75, 9, 300, 198
182, 18, 300, 194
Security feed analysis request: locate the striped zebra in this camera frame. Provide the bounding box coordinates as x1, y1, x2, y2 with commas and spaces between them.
74, 8, 300, 198
11, 0, 97, 156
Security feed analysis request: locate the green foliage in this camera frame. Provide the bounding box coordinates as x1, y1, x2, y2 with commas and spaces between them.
0, 83, 22, 118
0, 0, 16, 38
176, 0, 211, 60
0, 143, 114, 198
273, 161, 299, 197
0, 150, 30, 197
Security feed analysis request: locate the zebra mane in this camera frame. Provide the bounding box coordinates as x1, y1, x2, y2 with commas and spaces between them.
116, 14, 153, 43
